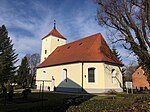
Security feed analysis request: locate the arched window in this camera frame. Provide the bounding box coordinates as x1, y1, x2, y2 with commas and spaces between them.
112, 69, 117, 84
88, 68, 95, 83
63, 69, 67, 82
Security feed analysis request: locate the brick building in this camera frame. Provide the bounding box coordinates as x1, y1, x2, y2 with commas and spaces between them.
132, 66, 149, 89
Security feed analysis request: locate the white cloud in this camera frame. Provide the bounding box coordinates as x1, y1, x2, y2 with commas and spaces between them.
0, 1, 55, 65
0, 0, 136, 66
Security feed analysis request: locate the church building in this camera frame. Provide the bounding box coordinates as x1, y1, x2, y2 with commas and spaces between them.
36, 22, 123, 93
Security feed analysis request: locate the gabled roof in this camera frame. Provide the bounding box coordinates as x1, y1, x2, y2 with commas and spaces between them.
37, 33, 123, 68
132, 66, 149, 89
42, 28, 66, 40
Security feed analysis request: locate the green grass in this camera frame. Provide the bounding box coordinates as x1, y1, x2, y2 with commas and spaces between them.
67, 93, 150, 112
14, 88, 39, 93
0, 90, 150, 112
0, 90, 81, 112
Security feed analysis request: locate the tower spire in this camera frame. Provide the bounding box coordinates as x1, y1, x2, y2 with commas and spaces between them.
54, 19, 56, 29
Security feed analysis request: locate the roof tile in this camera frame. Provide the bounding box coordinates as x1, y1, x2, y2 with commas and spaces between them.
37, 33, 123, 68
42, 28, 66, 40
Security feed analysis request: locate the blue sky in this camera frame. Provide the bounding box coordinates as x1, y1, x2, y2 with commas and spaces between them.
0, 0, 137, 65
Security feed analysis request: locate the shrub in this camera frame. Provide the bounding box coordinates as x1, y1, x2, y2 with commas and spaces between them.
0, 86, 2, 94
105, 89, 117, 95
22, 89, 31, 98
8, 85, 14, 101
140, 87, 143, 91
144, 87, 148, 91
15, 85, 23, 89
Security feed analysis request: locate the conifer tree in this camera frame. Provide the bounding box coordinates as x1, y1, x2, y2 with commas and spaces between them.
0, 25, 18, 86
112, 46, 122, 61
17, 56, 30, 87
112, 46, 126, 84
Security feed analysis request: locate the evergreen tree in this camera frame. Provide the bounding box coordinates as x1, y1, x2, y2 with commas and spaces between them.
17, 56, 30, 87
0, 25, 18, 86
112, 46, 126, 85
112, 45, 122, 61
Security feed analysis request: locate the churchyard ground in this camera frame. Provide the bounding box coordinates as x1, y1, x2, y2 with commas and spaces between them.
0, 89, 149, 112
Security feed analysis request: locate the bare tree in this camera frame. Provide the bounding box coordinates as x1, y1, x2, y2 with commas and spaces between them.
26, 53, 40, 87
28, 54, 40, 75
96, 0, 150, 82
125, 61, 138, 80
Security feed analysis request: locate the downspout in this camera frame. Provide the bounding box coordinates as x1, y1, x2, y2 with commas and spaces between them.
81, 62, 84, 92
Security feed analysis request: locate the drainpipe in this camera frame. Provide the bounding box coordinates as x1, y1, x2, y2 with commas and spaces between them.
81, 62, 84, 92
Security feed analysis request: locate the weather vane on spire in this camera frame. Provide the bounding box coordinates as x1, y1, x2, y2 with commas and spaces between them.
54, 19, 56, 29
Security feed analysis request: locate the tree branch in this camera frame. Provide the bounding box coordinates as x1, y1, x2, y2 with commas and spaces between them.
140, 5, 150, 48
123, 0, 147, 50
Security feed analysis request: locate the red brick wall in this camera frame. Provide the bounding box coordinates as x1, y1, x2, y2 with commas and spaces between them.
132, 67, 149, 89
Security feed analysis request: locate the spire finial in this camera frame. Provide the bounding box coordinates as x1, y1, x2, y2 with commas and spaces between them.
54, 19, 56, 29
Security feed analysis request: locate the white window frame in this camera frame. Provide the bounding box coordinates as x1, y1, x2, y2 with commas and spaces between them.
87, 67, 96, 84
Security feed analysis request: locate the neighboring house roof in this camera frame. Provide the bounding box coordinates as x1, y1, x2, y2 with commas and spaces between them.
42, 28, 66, 40
37, 33, 123, 68
132, 66, 150, 89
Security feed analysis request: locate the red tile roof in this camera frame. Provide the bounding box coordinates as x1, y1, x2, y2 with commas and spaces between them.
37, 33, 123, 68
42, 28, 66, 40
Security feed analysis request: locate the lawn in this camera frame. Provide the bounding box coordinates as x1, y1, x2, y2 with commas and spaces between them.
67, 93, 150, 112
0, 89, 92, 112
0, 89, 150, 112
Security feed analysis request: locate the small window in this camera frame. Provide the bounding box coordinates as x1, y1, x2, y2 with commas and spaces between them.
57, 39, 59, 41
63, 69, 67, 82
111, 69, 115, 73
88, 68, 95, 83
79, 43, 82, 45
52, 76, 55, 80
45, 50, 47, 54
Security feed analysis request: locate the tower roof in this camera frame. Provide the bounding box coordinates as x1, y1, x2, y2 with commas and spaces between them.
42, 28, 66, 40
37, 33, 123, 68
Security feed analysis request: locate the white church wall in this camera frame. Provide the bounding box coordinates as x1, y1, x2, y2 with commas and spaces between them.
103, 63, 123, 92
36, 62, 123, 93
41, 35, 66, 62
50, 36, 66, 54
83, 62, 105, 89
36, 63, 82, 91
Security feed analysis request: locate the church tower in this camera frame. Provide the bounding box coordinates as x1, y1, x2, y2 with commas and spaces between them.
40, 20, 67, 62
